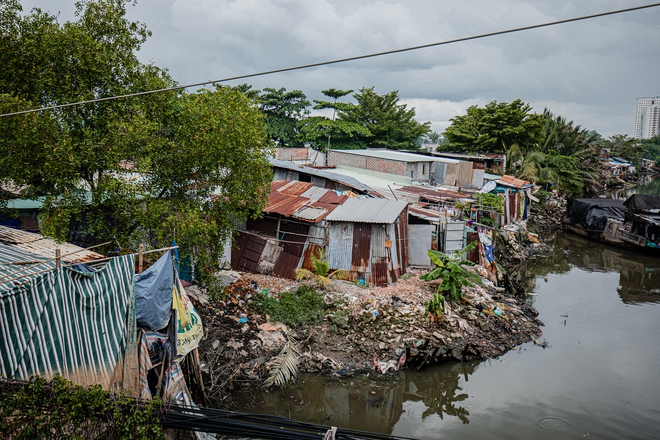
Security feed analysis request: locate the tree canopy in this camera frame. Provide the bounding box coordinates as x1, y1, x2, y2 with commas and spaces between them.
0, 0, 272, 288
338, 87, 431, 150
442, 99, 544, 154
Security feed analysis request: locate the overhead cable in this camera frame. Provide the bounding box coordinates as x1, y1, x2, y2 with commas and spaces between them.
1, 2, 659, 118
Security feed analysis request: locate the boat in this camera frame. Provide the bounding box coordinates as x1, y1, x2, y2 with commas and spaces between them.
562, 194, 660, 252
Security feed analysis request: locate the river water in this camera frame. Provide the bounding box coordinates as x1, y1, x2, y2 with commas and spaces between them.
230, 187, 660, 439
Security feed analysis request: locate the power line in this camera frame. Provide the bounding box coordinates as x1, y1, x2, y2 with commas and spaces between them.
1, 2, 659, 118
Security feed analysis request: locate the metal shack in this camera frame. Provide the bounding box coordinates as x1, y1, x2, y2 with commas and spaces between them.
325, 198, 409, 287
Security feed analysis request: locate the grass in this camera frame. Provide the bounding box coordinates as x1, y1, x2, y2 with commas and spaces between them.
254, 285, 327, 327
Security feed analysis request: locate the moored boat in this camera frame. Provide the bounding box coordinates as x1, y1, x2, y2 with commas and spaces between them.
562, 194, 660, 252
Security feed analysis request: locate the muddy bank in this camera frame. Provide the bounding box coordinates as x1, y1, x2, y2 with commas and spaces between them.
194, 246, 545, 405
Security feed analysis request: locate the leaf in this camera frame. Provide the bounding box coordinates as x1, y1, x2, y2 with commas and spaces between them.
263, 336, 301, 388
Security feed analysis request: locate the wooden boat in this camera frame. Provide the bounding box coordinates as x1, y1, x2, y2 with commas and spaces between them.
562, 195, 660, 252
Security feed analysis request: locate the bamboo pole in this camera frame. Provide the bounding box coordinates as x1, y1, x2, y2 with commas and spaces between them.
138, 243, 144, 274
55, 248, 61, 269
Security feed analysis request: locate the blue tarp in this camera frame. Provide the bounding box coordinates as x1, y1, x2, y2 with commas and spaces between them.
135, 252, 173, 331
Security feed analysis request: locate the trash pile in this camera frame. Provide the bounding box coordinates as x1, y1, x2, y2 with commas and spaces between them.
196, 267, 543, 405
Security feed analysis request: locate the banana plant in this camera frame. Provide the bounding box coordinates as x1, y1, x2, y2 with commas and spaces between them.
420, 242, 481, 302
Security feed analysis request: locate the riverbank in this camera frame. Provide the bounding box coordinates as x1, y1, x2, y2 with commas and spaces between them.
195, 239, 545, 405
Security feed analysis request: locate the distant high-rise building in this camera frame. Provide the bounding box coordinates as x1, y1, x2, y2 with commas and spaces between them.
634, 97, 660, 139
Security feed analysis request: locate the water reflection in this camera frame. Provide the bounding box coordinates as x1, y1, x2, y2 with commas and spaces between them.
232, 361, 480, 431
533, 232, 660, 304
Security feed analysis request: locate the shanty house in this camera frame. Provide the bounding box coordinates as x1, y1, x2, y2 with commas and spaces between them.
232, 181, 409, 286
325, 198, 409, 286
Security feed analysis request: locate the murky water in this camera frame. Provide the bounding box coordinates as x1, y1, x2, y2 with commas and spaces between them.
229, 189, 660, 439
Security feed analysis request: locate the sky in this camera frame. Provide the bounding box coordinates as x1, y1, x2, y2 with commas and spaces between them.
17, 0, 660, 138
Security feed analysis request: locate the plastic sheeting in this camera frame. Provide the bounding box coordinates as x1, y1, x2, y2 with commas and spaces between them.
135, 252, 173, 331
566, 198, 625, 232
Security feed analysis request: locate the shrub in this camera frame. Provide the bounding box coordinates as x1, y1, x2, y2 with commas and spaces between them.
254, 285, 326, 327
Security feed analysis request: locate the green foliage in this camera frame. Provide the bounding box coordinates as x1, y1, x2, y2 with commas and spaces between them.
544, 153, 585, 197
0, 1, 272, 288
505, 144, 556, 185
641, 136, 660, 162
473, 193, 504, 214
601, 133, 641, 167
425, 292, 446, 317
442, 99, 544, 154
0, 375, 163, 439
294, 248, 349, 288
539, 109, 599, 156
257, 87, 310, 147
338, 87, 431, 150
420, 242, 481, 301
254, 285, 327, 327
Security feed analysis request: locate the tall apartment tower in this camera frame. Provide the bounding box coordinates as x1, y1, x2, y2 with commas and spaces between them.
634, 97, 660, 139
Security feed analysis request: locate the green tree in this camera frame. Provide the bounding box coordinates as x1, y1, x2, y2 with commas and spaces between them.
297, 88, 371, 151
257, 87, 310, 147
641, 135, 660, 162
442, 99, 544, 154
544, 153, 584, 197
601, 134, 640, 167
0, 0, 272, 288
338, 87, 431, 150
539, 109, 599, 156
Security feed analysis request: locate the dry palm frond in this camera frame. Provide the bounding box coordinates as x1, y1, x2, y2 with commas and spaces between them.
263, 336, 301, 388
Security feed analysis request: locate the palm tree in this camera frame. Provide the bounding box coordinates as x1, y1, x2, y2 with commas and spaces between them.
540, 109, 599, 156
505, 143, 556, 185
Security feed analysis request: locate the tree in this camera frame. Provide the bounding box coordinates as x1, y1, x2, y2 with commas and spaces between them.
641, 135, 660, 162
539, 109, 598, 156
0, 0, 272, 288
297, 88, 370, 151
257, 87, 310, 147
601, 134, 640, 167
442, 99, 544, 154
338, 87, 431, 150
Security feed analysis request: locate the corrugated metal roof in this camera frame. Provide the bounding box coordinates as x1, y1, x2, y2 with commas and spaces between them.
497, 175, 532, 189
276, 180, 316, 196
269, 159, 375, 194
326, 198, 408, 223
300, 186, 330, 202
398, 186, 468, 201
409, 206, 442, 221
264, 181, 348, 222
0, 226, 104, 263
293, 207, 330, 222
329, 149, 460, 164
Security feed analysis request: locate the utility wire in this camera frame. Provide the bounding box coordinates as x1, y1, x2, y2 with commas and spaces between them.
1, 2, 659, 118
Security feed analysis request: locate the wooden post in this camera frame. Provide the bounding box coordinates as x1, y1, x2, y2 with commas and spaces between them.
55, 248, 61, 269
138, 243, 144, 274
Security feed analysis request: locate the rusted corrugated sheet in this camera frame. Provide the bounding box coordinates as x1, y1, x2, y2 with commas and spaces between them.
308, 224, 327, 246
264, 192, 310, 217
316, 191, 348, 205
328, 222, 353, 270
324, 180, 337, 190
398, 186, 467, 202
277, 180, 316, 196
396, 208, 408, 274
371, 258, 389, 287
231, 231, 249, 269
272, 252, 300, 279
370, 224, 388, 259
300, 186, 330, 202
279, 221, 309, 257
352, 223, 371, 273
301, 243, 321, 271
292, 207, 329, 222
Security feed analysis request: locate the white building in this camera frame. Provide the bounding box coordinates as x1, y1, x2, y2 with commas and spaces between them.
634, 97, 660, 139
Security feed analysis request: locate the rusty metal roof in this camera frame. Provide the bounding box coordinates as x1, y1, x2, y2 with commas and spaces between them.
497, 175, 532, 189
264, 181, 350, 222
409, 206, 442, 221
0, 226, 104, 263
325, 198, 408, 223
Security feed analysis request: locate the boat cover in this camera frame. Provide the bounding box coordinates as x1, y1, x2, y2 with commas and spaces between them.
623, 194, 660, 215
566, 198, 625, 232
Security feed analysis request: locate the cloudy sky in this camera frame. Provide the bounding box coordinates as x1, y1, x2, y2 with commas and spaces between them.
19, 0, 660, 137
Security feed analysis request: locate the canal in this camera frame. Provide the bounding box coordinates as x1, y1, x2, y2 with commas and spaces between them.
230, 196, 660, 439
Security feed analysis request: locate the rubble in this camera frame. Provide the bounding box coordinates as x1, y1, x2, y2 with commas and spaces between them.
196, 265, 543, 404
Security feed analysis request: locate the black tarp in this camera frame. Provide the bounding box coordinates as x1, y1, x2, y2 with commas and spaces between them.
566, 198, 625, 232
623, 194, 660, 215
